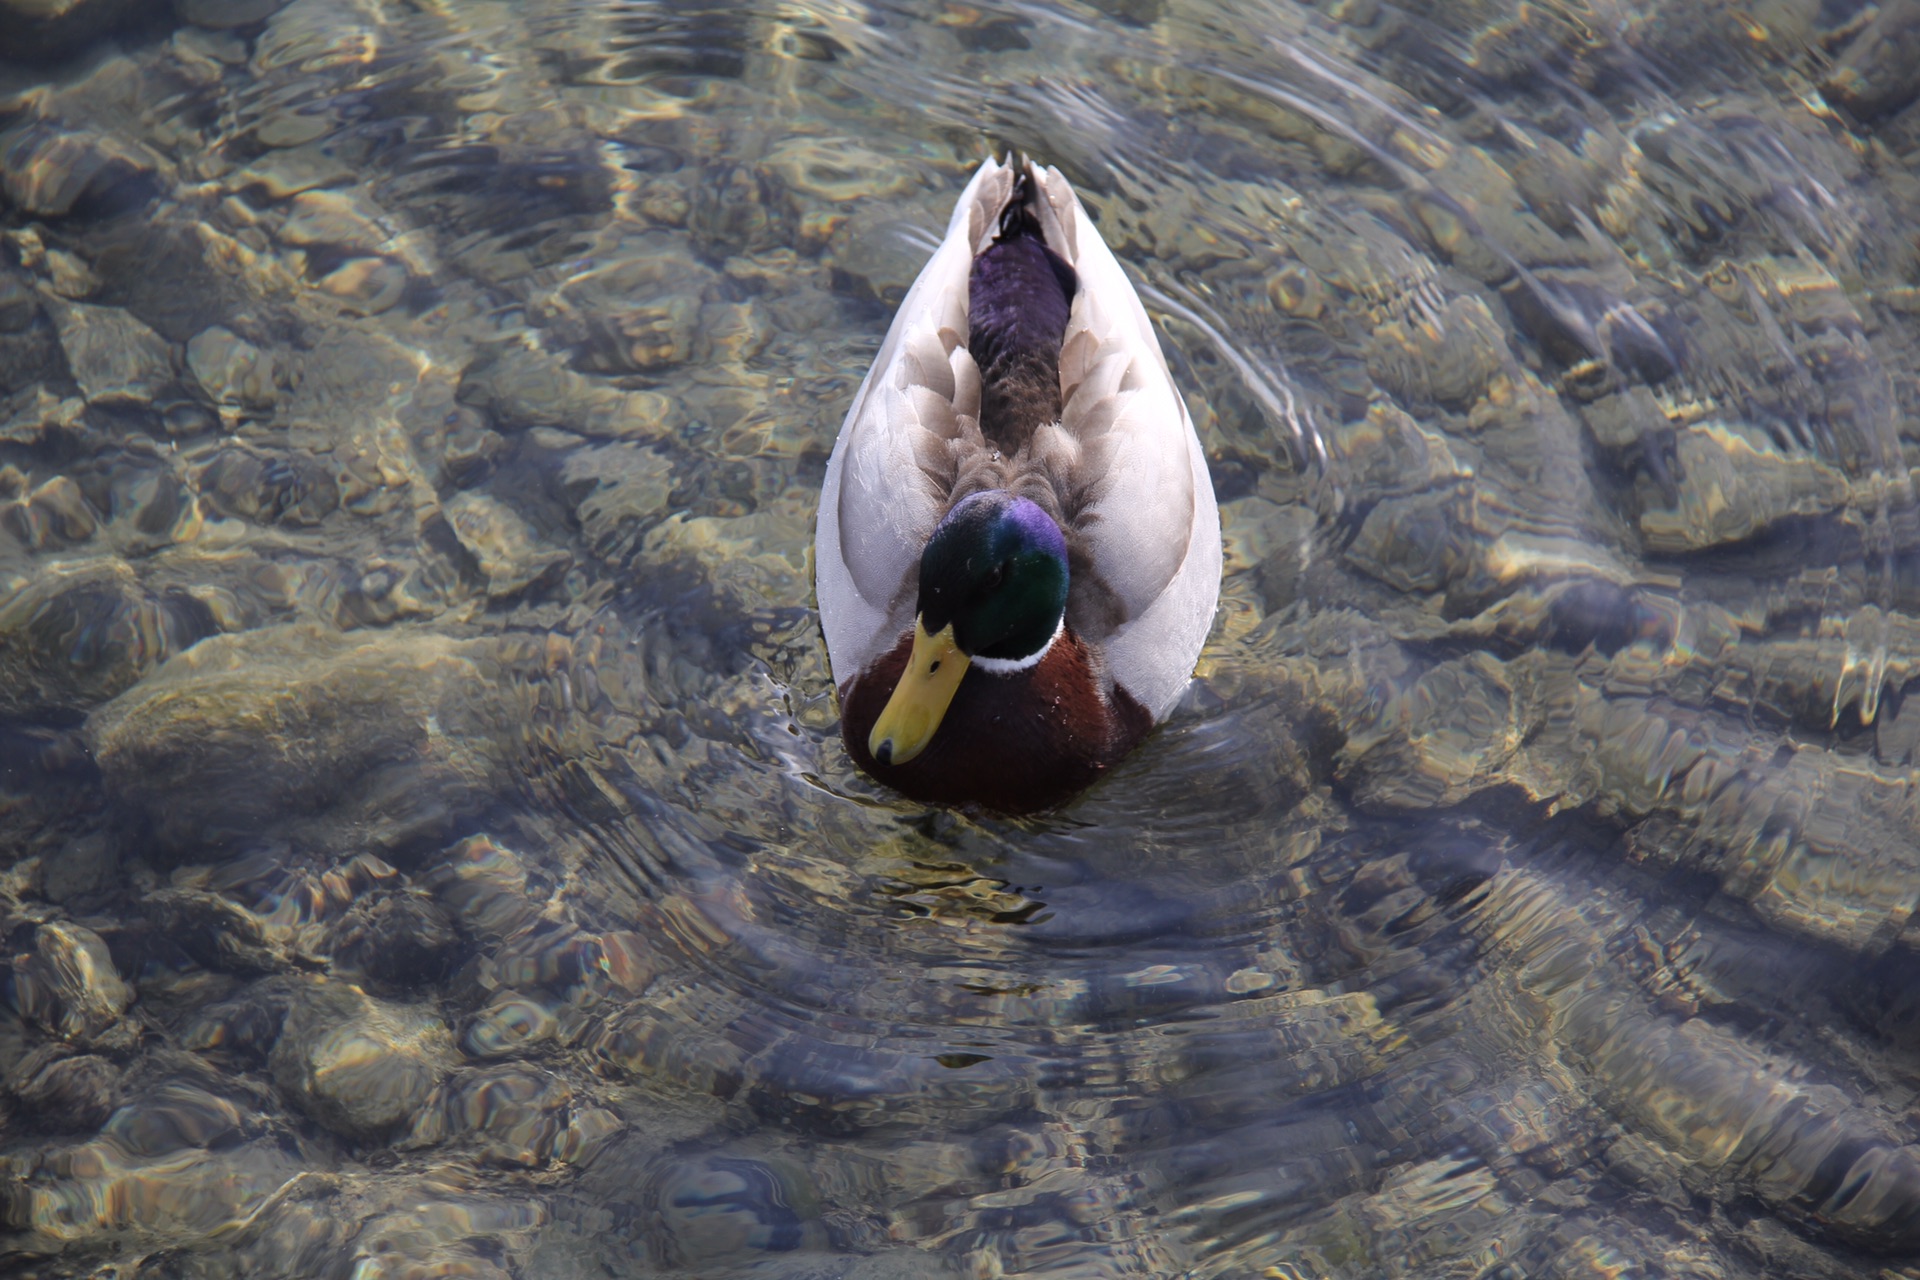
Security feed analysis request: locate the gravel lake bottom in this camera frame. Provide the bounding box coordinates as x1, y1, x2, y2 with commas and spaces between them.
6, 0, 1920, 1276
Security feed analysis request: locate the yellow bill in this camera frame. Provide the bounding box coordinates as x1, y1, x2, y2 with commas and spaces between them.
869, 620, 970, 766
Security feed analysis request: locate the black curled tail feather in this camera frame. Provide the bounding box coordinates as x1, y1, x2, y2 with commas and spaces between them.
997, 167, 1039, 241
969, 167, 1080, 453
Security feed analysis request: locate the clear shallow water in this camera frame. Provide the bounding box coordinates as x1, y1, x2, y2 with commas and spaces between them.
3, 0, 1920, 1276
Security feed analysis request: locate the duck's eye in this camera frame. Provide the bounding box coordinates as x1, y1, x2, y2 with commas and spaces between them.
981, 561, 1008, 592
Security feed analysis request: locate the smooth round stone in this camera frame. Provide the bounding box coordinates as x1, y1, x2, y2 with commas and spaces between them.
146, 887, 291, 976
103, 1082, 244, 1156
268, 979, 454, 1139
161, 399, 221, 437
86, 625, 513, 857
315, 256, 407, 315
462, 994, 556, 1058
428, 836, 541, 939
279, 189, 387, 254
255, 109, 336, 149
412, 1066, 583, 1168
647, 1154, 822, 1266
186, 326, 277, 410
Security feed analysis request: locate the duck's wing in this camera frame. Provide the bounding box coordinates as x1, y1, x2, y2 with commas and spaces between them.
1097, 405, 1222, 720
816, 158, 1010, 686
1029, 164, 1223, 720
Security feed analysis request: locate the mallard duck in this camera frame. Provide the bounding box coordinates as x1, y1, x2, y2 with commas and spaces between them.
815, 155, 1222, 812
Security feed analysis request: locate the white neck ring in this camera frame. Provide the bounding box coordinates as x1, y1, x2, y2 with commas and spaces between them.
969, 616, 1065, 674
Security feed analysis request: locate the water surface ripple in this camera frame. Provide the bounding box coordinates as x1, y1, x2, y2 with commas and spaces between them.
4, 0, 1920, 1276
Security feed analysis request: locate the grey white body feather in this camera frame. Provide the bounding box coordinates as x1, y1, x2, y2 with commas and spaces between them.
815, 156, 1221, 721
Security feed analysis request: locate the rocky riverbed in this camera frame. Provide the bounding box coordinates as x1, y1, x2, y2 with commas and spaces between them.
4, 0, 1920, 1276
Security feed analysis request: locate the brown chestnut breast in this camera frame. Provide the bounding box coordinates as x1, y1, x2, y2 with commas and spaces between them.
839, 626, 1152, 813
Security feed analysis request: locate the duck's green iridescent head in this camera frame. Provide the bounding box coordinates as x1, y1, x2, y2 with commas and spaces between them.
869, 491, 1069, 766
918, 491, 1069, 663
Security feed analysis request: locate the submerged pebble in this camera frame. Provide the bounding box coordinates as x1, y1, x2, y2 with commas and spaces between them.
315, 256, 408, 315
196, 446, 338, 525
268, 977, 455, 1139
644, 1153, 822, 1267
186, 325, 279, 412
440, 407, 504, 487
14, 1051, 121, 1131
47, 300, 174, 406
444, 491, 567, 597
147, 886, 298, 976
329, 892, 460, 990
1825, 0, 1920, 120
689, 163, 793, 257
0, 2, 1917, 1277
462, 993, 557, 1059
458, 341, 683, 441
0, 562, 214, 718
428, 836, 541, 939
0, 119, 159, 218
3, 475, 101, 549
88, 624, 518, 857
7, 922, 134, 1045
407, 1065, 619, 1168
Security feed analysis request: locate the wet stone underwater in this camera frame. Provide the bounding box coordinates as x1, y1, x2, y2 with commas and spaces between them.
6, 0, 1920, 1275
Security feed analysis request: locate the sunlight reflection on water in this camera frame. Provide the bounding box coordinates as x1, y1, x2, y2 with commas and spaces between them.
2, 0, 1920, 1275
